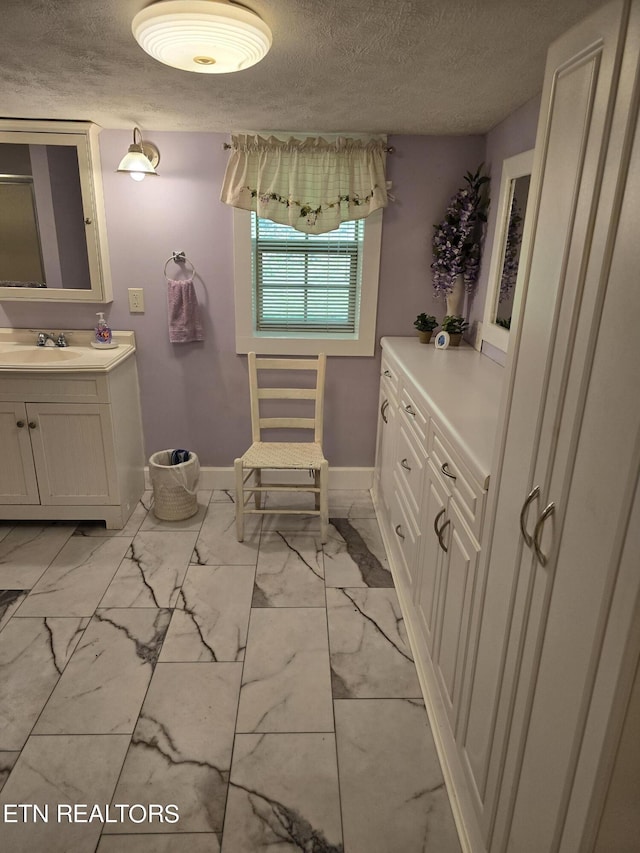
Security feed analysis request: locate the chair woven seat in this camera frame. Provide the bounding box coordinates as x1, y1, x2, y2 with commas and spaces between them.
241, 441, 326, 469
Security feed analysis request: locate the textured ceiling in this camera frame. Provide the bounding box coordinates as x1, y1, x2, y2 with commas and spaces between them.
0, 0, 608, 134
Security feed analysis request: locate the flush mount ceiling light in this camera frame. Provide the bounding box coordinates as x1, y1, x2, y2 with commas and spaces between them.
132, 0, 272, 74
116, 127, 160, 181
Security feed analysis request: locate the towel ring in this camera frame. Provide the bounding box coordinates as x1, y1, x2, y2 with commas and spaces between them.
164, 251, 196, 281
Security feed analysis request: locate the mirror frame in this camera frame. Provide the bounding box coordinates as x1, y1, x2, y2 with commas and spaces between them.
482, 148, 534, 354
0, 120, 112, 303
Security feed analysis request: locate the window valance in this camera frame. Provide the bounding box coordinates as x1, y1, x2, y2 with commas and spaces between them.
220, 134, 389, 235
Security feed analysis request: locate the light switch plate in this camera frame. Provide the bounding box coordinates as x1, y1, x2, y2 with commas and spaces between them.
128, 288, 144, 313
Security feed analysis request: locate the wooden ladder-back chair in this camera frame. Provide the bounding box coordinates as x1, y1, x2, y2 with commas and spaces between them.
234, 352, 329, 543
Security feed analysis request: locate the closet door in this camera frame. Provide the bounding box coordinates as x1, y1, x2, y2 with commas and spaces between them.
456, 0, 634, 845
500, 2, 640, 847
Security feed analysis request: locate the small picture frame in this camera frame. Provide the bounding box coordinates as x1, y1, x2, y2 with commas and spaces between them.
434, 331, 450, 349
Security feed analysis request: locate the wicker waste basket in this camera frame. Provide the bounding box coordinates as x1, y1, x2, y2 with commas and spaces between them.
149, 449, 200, 521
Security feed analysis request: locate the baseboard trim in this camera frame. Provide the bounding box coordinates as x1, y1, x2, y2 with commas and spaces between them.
145, 466, 374, 492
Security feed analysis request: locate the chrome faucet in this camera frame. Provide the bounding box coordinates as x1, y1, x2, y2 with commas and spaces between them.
36, 331, 69, 347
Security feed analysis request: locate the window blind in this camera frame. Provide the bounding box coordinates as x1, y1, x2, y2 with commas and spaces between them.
252, 214, 364, 334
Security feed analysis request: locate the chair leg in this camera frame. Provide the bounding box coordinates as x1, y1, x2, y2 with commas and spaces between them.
319, 459, 329, 544
314, 469, 320, 510
234, 458, 245, 542
254, 468, 262, 509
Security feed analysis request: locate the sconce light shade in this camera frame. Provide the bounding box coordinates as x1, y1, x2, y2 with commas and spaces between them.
117, 128, 160, 181
132, 0, 272, 74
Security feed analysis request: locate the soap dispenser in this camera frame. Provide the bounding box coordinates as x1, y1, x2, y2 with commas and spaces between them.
94, 312, 112, 345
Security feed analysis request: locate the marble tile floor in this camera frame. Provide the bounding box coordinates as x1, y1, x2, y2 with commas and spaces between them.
0, 489, 461, 853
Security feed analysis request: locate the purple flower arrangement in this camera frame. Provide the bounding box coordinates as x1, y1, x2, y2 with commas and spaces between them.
499, 200, 523, 302
431, 165, 490, 298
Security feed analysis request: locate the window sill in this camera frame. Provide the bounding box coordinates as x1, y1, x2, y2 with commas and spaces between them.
234, 334, 375, 357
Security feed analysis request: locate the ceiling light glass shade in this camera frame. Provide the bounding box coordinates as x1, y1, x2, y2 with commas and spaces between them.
132, 0, 272, 74
117, 128, 160, 181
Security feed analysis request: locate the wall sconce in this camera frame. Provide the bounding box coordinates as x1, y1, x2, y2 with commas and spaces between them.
116, 128, 160, 181
132, 0, 272, 74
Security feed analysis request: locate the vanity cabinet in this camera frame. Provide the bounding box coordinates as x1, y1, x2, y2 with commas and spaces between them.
0, 402, 119, 506
373, 336, 503, 851
0, 353, 144, 528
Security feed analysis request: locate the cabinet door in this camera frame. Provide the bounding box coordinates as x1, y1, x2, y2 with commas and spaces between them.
433, 500, 481, 732
26, 403, 119, 504
463, 0, 637, 848
373, 387, 397, 514
388, 475, 421, 593
0, 402, 39, 504
415, 462, 448, 653
502, 4, 640, 849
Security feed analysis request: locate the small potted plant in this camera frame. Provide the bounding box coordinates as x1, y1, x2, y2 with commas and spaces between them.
441, 315, 469, 347
414, 313, 439, 344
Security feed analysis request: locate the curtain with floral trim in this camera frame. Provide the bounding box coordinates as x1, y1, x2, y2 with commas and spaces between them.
220, 134, 388, 235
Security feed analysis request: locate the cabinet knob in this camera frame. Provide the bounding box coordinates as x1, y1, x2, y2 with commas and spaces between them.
441, 462, 456, 481
16, 420, 25, 428
401, 458, 411, 472
28, 421, 37, 429
84, 217, 93, 225
383, 369, 392, 378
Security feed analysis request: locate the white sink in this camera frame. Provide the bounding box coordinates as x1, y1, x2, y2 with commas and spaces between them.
0, 348, 84, 365
0, 330, 137, 372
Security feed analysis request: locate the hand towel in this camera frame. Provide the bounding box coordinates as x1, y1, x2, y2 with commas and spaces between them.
167, 278, 204, 343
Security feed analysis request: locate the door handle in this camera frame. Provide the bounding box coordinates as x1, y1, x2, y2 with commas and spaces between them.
519, 485, 540, 548
383, 369, 393, 378
395, 524, 405, 540
438, 517, 450, 553
433, 508, 449, 552
441, 462, 456, 481
380, 399, 389, 424
533, 502, 555, 566
401, 458, 411, 472
404, 404, 416, 417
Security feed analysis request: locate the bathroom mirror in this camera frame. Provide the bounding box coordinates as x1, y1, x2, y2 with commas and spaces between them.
482, 148, 534, 353
0, 120, 112, 303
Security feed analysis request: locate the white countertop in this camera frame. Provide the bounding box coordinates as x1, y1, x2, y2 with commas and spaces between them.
381, 337, 505, 485
0, 329, 137, 372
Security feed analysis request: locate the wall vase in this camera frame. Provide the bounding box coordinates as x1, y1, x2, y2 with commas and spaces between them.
446, 274, 465, 316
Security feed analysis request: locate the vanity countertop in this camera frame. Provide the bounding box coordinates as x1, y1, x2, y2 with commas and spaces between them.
381, 336, 505, 486
0, 329, 136, 373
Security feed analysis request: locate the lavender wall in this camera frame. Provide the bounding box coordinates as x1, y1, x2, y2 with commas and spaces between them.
0, 117, 536, 468
0, 130, 487, 467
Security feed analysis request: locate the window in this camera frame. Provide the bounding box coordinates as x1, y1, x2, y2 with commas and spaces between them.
234, 208, 382, 356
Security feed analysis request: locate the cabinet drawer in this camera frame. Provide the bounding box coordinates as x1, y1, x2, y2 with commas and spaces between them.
429, 422, 486, 540
389, 474, 421, 593
395, 423, 425, 516
0, 374, 110, 403
380, 353, 400, 401
398, 381, 429, 445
